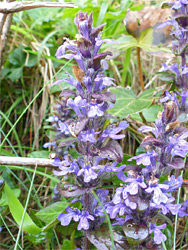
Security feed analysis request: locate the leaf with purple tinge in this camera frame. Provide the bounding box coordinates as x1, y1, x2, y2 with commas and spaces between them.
59, 90, 76, 97
68, 118, 88, 137
92, 92, 116, 104
123, 223, 149, 246
99, 141, 123, 163
86, 224, 130, 250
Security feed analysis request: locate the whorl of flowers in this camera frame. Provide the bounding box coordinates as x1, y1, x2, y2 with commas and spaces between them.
45, 11, 128, 232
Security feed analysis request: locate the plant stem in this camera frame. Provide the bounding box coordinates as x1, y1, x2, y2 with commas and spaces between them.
121, 48, 131, 87
181, 52, 186, 90
91, 190, 115, 250
136, 47, 145, 91
83, 193, 91, 250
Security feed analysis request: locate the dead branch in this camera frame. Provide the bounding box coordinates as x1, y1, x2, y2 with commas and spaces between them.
0, 156, 54, 167
0, 1, 76, 14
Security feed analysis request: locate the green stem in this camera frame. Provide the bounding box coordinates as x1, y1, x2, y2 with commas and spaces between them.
91, 190, 115, 250
121, 48, 131, 87
173, 170, 183, 250
14, 165, 37, 250
0, 214, 23, 250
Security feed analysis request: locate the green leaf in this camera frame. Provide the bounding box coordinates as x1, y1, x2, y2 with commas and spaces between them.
42, 218, 59, 232
26, 53, 37, 67
36, 201, 69, 224
25, 230, 53, 245
109, 35, 138, 50
8, 67, 23, 82
108, 87, 155, 119
8, 46, 26, 67
138, 28, 153, 49
2, 181, 42, 234
0, 188, 20, 206
0, 149, 15, 156
62, 239, 71, 250
27, 150, 50, 159
163, 224, 173, 249
131, 104, 163, 122
105, 29, 171, 54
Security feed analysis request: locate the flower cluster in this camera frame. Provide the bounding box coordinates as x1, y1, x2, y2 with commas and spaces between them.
105, 1, 188, 247
107, 168, 182, 246
45, 4, 188, 249
46, 11, 128, 237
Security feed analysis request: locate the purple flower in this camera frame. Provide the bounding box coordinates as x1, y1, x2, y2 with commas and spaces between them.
150, 197, 181, 215
179, 199, 188, 217
106, 201, 130, 219
0, 179, 4, 187
161, 62, 180, 77
58, 206, 81, 226
164, 175, 183, 192
145, 181, 169, 205
77, 211, 94, 230
116, 174, 147, 195
160, 91, 178, 104
53, 156, 79, 176
77, 161, 98, 183
100, 121, 128, 141
149, 223, 167, 244
97, 161, 125, 176
78, 129, 99, 143
112, 187, 124, 204
43, 141, 57, 148
67, 96, 87, 117
168, 131, 188, 158
171, 0, 188, 10
128, 149, 158, 167
87, 102, 105, 117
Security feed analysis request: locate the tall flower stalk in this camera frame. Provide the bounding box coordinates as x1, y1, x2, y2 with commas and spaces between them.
106, 1, 188, 248
46, 11, 128, 249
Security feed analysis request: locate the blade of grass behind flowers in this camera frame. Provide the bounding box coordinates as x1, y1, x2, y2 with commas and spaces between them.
161, 239, 167, 250
0, 214, 23, 250
173, 170, 184, 250
179, 219, 188, 249
14, 164, 37, 250
0, 128, 18, 156
91, 190, 115, 250
0, 111, 23, 156
0, 59, 72, 149
4, 165, 60, 183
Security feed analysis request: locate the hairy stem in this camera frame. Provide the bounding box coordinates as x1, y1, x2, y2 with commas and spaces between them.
136, 47, 145, 91
181, 52, 186, 90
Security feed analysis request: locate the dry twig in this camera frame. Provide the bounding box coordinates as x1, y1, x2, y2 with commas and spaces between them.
0, 156, 53, 167
0, 1, 75, 14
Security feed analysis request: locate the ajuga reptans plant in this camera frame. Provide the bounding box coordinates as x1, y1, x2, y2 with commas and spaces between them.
105, 1, 188, 249
45, 3, 188, 249
45, 11, 129, 249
